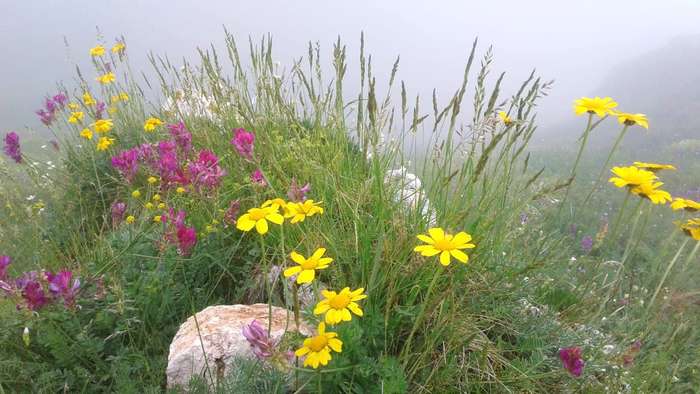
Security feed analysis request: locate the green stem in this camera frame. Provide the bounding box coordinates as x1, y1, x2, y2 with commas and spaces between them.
581, 125, 629, 208
401, 267, 442, 366
607, 191, 634, 247
259, 235, 273, 336
558, 113, 593, 219
680, 239, 700, 274
648, 238, 691, 311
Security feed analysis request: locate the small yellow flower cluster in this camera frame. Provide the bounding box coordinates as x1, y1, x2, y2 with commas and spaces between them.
96, 72, 116, 85
144, 117, 164, 132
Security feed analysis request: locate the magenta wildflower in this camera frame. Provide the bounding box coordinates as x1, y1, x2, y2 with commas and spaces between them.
45, 270, 81, 307
0, 255, 10, 280
36, 109, 55, 126
3, 132, 22, 163
242, 319, 275, 359
52, 93, 68, 107
95, 101, 106, 119
111, 201, 127, 228
167, 122, 193, 154
188, 150, 226, 191
287, 179, 311, 202
231, 128, 255, 160
251, 169, 266, 186
16, 272, 48, 311
559, 346, 584, 377
223, 200, 240, 226
176, 226, 197, 256
580, 236, 594, 254
111, 148, 140, 182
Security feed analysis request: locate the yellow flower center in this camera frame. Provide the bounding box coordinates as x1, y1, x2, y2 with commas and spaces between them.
248, 208, 267, 221
433, 238, 455, 252
300, 258, 319, 270
307, 335, 328, 352
329, 293, 351, 310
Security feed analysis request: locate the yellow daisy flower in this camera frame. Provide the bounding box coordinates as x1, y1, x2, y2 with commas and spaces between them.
153, 215, 162, 223
157, 203, 166, 209
498, 111, 512, 125
119, 92, 129, 101
236, 202, 284, 235
79, 128, 93, 140
414, 227, 476, 266
93, 119, 113, 133
671, 198, 700, 213
152, 194, 161, 202
283, 248, 333, 284
126, 215, 135, 224
131, 190, 141, 198
176, 187, 186, 194
286, 200, 324, 224
96, 137, 115, 151
89, 45, 105, 57
294, 322, 342, 369
633, 161, 676, 173
609, 166, 657, 188
573, 96, 618, 117
68, 102, 80, 111
83, 92, 96, 106
314, 287, 367, 325
68, 111, 84, 123
679, 218, 700, 241
147, 176, 158, 184
145, 202, 154, 210
143, 117, 164, 132
630, 182, 672, 205
97, 72, 116, 85
615, 112, 649, 129
112, 42, 126, 54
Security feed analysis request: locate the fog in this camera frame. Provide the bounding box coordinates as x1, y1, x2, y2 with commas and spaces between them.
2, 0, 700, 141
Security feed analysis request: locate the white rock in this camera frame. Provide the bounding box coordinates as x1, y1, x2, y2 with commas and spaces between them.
166, 304, 311, 390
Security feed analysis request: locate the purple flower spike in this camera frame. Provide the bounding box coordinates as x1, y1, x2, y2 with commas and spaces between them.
52, 93, 68, 107
242, 319, 274, 359
3, 132, 22, 163
111, 201, 127, 228
559, 346, 584, 377
167, 122, 193, 154
0, 255, 10, 280
287, 179, 311, 202
580, 236, 594, 254
231, 128, 255, 160
19, 277, 48, 311
176, 226, 197, 256
188, 150, 226, 191
46, 270, 80, 307
251, 169, 266, 186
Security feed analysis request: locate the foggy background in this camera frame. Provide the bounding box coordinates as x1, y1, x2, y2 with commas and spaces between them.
1, 0, 699, 148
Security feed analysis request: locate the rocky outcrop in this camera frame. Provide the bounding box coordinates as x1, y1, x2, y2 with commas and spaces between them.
166, 304, 310, 389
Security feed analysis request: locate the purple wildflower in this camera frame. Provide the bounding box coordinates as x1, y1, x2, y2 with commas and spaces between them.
3, 132, 22, 163
251, 169, 266, 186
45, 270, 80, 307
287, 179, 311, 202
223, 200, 240, 226
231, 128, 255, 160
176, 226, 197, 256
36, 109, 55, 126
52, 93, 68, 107
242, 319, 275, 359
0, 255, 10, 280
167, 122, 193, 154
111, 201, 127, 228
17, 273, 48, 311
559, 346, 584, 377
111, 148, 140, 182
188, 150, 226, 191
580, 236, 594, 254
95, 101, 106, 119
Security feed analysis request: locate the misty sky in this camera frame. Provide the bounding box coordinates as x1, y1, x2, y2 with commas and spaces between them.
2, 0, 700, 136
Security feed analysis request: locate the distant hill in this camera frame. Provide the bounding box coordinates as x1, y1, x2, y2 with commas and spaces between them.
536, 35, 700, 160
